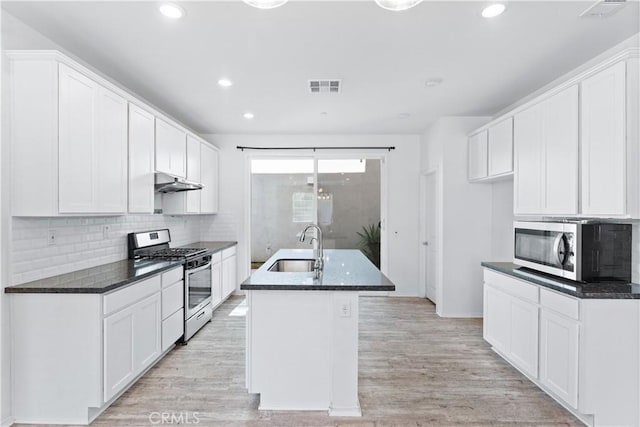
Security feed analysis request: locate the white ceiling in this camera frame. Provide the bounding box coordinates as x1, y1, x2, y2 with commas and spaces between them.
2, 1, 639, 135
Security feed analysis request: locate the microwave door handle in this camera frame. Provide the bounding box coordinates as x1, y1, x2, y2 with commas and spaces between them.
552, 234, 564, 266
188, 262, 212, 274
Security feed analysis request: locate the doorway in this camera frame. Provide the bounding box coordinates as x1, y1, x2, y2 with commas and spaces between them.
249, 155, 383, 270
420, 170, 439, 305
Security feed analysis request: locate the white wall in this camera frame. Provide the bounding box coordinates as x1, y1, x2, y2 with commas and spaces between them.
490, 179, 514, 261
200, 134, 422, 296
420, 117, 501, 317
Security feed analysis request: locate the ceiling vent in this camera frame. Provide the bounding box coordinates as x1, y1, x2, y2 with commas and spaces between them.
308, 79, 341, 94
579, 0, 627, 18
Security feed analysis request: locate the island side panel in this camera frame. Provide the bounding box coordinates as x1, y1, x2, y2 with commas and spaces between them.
248, 290, 332, 411
330, 292, 361, 416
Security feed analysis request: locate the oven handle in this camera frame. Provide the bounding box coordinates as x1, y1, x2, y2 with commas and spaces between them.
187, 262, 212, 274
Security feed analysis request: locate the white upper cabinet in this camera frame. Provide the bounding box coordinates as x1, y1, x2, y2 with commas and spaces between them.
128, 104, 155, 214
488, 117, 513, 176
580, 61, 627, 216
58, 64, 127, 214
467, 130, 488, 181
201, 143, 220, 214
186, 136, 202, 214
155, 118, 186, 178
514, 86, 579, 216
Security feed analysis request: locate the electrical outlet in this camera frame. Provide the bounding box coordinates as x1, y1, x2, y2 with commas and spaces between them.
339, 300, 351, 318
266, 243, 272, 255
102, 225, 110, 239
48, 229, 56, 246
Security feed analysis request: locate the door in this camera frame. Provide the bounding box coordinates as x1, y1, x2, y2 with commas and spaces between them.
222, 255, 237, 298
581, 61, 626, 216
483, 284, 511, 354
128, 103, 155, 213
155, 118, 186, 178
95, 86, 128, 213
509, 298, 539, 378
201, 143, 219, 214
104, 305, 135, 401
185, 136, 202, 213
540, 308, 580, 408
468, 130, 488, 180
514, 102, 544, 215
132, 293, 162, 372
488, 118, 513, 176
58, 63, 97, 213
423, 171, 438, 303
543, 85, 579, 215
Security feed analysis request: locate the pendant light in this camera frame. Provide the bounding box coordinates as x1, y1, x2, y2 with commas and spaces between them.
242, 0, 288, 9
375, 0, 423, 11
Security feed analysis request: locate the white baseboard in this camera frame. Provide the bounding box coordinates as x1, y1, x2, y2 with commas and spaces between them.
1, 416, 14, 427
438, 311, 483, 318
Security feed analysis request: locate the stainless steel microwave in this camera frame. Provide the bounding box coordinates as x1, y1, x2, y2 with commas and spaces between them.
513, 221, 632, 282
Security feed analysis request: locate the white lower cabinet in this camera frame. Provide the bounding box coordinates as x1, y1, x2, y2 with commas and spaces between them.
104, 292, 161, 402
222, 247, 238, 299
483, 268, 640, 426
10, 268, 184, 425
539, 308, 579, 408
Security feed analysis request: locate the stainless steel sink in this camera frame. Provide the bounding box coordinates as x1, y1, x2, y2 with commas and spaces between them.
268, 259, 316, 272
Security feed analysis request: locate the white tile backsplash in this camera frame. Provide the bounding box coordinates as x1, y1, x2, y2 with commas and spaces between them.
10, 214, 216, 285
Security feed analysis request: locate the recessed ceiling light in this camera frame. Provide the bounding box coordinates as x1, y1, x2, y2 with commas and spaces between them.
398, 113, 411, 119
320, 111, 328, 116
375, 0, 424, 11
243, 112, 255, 119
159, 3, 185, 19
425, 78, 443, 87
482, 3, 506, 18
218, 79, 233, 87
243, 0, 288, 9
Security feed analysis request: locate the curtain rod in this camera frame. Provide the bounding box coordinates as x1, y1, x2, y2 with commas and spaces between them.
236, 145, 395, 152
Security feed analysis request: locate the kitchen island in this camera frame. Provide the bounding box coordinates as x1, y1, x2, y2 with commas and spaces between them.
241, 249, 394, 416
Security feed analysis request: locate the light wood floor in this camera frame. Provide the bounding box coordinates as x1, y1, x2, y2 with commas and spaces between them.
51, 297, 583, 426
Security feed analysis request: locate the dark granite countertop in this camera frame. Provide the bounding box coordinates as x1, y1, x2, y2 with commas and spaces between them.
482, 262, 640, 299
241, 249, 395, 291
179, 241, 237, 255
5, 259, 184, 294
5, 241, 237, 295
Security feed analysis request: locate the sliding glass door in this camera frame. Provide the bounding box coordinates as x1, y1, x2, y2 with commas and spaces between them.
250, 156, 382, 269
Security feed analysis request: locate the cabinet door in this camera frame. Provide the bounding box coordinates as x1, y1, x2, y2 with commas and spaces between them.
483, 284, 511, 354
185, 136, 202, 214
468, 130, 488, 181
58, 64, 97, 213
155, 118, 186, 178
509, 298, 539, 378
212, 260, 222, 307
488, 118, 513, 176
201, 143, 219, 214
222, 255, 237, 298
95, 86, 128, 213
540, 309, 579, 409
128, 104, 155, 213
514, 103, 544, 215
581, 61, 627, 216
133, 293, 162, 373
104, 305, 135, 402
543, 86, 579, 216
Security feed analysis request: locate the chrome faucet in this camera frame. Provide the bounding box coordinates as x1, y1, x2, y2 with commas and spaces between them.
299, 224, 324, 277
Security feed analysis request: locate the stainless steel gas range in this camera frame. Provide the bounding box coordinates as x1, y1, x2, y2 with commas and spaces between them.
128, 229, 213, 342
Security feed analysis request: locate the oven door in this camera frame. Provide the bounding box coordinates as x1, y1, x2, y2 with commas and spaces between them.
514, 221, 573, 279
185, 262, 212, 320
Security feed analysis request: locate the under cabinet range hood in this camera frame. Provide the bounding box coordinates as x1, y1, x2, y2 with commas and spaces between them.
154, 172, 203, 193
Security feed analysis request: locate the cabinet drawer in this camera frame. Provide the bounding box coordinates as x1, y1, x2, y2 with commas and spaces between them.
162, 280, 184, 320
484, 269, 538, 303
103, 276, 161, 316
211, 251, 222, 264
540, 288, 580, 320
161, 267, 183, 288
222, 246, 236, 259
162, 308, 184, 352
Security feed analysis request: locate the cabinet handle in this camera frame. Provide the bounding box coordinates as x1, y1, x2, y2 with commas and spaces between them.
196, 311, 206, 319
